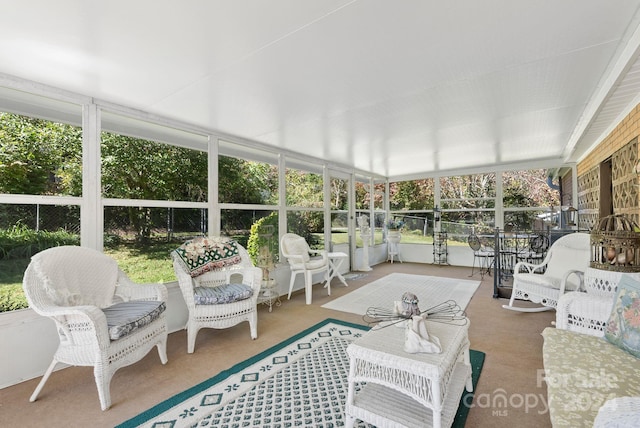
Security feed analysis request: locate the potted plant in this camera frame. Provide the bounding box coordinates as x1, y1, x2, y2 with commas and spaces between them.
386, 219, 405, 231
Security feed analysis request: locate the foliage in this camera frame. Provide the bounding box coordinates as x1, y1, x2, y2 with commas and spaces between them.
390, 179, 434, 210
218, 156, 278, 233
285, 168, 323, 207
287, 211, 323, 248
0, 112, 82, 195
246, 213, 279, 266
386, 219, 405, 230
0, 283, 27, 312
389, 170, 559, 231
0, 223, 79, 260
355, 181, 386, 210
0, 225, 80, 312
330, 177, 349, 210
101, 131, 208, 202
101, 132, 209, 240
219, 156, 276, 205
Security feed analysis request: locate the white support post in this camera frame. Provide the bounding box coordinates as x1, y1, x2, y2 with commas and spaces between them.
81, 103, 102, 250
209, 136, 219, 236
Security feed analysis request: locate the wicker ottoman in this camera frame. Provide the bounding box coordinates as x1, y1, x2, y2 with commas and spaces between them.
345, 320, 472, 428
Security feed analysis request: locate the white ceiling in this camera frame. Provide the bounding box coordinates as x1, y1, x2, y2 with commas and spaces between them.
2, 1, 640, 179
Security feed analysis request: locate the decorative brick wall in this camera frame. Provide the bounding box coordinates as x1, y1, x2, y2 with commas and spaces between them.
612, 138, 639, 223
560, 174, 573, 206
577, 103, 640, 228
577, 167, 600, 230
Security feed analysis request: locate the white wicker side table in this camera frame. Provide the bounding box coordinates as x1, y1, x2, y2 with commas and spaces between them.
345, 320, 472, 428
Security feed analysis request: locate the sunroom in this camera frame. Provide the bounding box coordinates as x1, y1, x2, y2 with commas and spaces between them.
2, 2, 640, 427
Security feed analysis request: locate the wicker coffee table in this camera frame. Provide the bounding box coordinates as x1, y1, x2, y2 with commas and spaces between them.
345, 319, 472, 428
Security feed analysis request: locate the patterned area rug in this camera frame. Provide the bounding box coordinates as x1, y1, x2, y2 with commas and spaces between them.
321, 273, 481, 315
117, 319, 484, 428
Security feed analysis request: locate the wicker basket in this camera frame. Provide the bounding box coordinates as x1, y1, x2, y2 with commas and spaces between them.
590, 214, 640, 272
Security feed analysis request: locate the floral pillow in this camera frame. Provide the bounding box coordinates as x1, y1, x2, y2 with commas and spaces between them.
173, 237, 241, 277
604, 274, 640, 358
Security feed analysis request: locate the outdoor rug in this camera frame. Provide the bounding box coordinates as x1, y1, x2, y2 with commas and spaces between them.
321, 273, 481, 315
117, 318, 484, 428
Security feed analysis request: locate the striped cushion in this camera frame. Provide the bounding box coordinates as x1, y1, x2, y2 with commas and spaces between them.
103, 300, 166, 341
194, 283, 253, 305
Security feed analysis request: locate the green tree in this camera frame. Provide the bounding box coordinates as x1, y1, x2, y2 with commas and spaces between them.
0, 112, 82, 195
218, 156, 273, 204
101, 132, 208, 239
390, 179, 434, 210
285, 168, 323, 207
330, 177, 348, 210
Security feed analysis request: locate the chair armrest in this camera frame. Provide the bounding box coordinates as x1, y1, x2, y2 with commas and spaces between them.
224, 265, 262, 293
514, 260, 546, 274
558, 269, 585, 294
308, 249, 328, 263
593, 397, 640, 427
172, 260, 198, 308
115, 270, 168, 302
245, 266, 263, 294
284, 253, 306, 264
556, 291, 613, 336
42, 304, 111, 348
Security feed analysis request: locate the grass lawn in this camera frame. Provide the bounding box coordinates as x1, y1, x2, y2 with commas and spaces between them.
104, 242, 178, 284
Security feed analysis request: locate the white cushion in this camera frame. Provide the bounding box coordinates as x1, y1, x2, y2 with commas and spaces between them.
516, 273, 561, 289
305, 257, 327, 270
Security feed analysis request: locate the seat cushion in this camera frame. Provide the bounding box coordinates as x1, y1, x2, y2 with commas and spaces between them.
542, 327, 640, 427
516, 273, 562, 289
305, 257, 327, 270
194, 283, 253, 305
103, 300, 166, 341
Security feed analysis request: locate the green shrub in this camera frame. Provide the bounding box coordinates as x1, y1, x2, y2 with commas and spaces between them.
247, 213, 279, 266
0, 225, 79, 312
0, 224, 79, 260
0, 283, 28, 312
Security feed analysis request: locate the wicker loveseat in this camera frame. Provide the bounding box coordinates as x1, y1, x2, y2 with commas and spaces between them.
542, 270, 640, 427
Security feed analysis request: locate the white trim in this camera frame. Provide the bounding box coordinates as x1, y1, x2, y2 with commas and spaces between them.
102, 199, 208, 208
0, 194, 81, 205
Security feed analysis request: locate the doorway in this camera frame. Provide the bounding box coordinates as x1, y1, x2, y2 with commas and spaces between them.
599, 158, 613, 218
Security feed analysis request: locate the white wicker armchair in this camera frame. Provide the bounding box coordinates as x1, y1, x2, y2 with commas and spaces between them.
22, 246, 168, 411
172, 238, 261, 353
503, 232, 590, 312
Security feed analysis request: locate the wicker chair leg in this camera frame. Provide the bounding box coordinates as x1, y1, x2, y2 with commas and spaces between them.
29, 358, 58, 403
157, 339, 168, 364
249, 311, 258, 339
94, 364, 112, 411
187, 325, 200, 354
